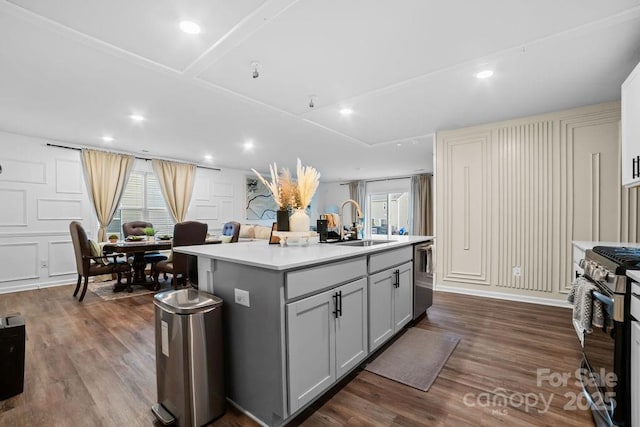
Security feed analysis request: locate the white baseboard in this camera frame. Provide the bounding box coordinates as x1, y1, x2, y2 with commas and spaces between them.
0, 278, 74, 294
436, 284, 571, 308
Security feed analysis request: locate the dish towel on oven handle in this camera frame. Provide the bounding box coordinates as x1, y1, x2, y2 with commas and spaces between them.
567, 276, 604, 333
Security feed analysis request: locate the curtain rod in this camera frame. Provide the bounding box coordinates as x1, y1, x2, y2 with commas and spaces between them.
46, 143, 221, 171
339, 174, 431, 185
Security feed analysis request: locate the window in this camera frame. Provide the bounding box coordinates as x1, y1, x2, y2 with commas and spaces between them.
106, 172, 174, 238
368, 192, 409, 237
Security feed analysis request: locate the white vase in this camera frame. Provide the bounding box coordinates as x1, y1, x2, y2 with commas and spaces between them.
289, 208, 310, 232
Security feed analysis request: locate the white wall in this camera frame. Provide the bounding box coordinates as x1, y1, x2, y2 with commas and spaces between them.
0, 130, 256, 293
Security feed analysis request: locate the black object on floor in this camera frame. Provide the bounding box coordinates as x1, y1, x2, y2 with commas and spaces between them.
0, 314, 25, 400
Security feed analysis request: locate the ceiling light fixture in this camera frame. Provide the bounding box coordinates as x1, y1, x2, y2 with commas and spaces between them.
101, 136, 114, 142
476, 70, 494, 79
243, 141, 254, 151
204, 154, 213, 162
251, 62, 260, 79
129, 114, 145, 122
179, 21, 201, 34
339, 108, 353, 116
309, 95, 317, 108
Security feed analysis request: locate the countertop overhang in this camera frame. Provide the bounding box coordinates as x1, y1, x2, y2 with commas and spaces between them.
175, 235, 434, 271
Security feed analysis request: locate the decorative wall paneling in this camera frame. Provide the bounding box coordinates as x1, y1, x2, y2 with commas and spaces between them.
436, 102, 639, 301
48, 240, 75, 277
0, 242, 39, 282
37, 198, 83, 220
0, 189, 27, 226
0, 159, 46, 183
55, 159, 83, 194
441, 133, 491, 285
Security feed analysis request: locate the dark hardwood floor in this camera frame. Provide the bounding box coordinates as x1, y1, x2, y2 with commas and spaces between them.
0, 284, 593, 426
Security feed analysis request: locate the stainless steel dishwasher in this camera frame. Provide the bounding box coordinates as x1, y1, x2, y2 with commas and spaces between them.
413, 240, 434, 319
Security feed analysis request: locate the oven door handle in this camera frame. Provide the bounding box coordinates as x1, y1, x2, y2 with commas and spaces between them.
592, 291, 614, 319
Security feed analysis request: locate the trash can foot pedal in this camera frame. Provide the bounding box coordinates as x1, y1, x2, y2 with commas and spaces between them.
151, 403, 175, 425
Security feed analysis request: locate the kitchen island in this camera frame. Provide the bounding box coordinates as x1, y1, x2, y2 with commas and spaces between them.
175, 235, 432, 426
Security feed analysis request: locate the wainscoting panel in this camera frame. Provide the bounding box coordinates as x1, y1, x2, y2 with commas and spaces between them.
221, 200, 234, 222
48, 240, 76, 277
213, 182, 234, 198
441, 132, 491, 285
0, 242, 39, 282
0, 189, 27, 226
55, 159, 83, 194
436, 102, 637, 300
494, 121, 556, 293
37, 198, 83, 220
194, 176, 210, 201
0, 159, 46, 184
196, 204, 219, 220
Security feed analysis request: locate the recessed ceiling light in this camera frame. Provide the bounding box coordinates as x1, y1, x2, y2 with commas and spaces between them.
101, 136, 114, 142
129, 114, 145, 122
340, 108, 353, 116
243, 141, 254, 151
204, 154, 213, 162
180, 21, 201, 34
397, 143, 402, 147
475, 70, 494, 79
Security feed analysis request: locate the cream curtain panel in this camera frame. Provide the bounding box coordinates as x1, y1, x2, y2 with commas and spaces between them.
80, 149, 134, 241
410, 174, 433, 236
151, 159, 197, 223
348, 180, 366, 222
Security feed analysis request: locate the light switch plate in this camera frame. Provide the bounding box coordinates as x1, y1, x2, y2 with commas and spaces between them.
234, 288, 250, 307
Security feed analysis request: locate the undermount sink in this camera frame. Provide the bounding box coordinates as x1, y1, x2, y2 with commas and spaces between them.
336, 239, 394, 247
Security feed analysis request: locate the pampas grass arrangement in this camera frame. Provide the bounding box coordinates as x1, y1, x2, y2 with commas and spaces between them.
251, 159, 320, 210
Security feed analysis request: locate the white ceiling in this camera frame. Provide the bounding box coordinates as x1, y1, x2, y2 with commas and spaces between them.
1, 0, 639, 181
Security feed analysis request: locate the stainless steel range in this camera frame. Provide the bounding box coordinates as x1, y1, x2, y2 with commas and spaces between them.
578, 246, 640, 427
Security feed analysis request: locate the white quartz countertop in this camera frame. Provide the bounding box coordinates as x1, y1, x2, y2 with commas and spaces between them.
627, 270, 640, 282
572, 241, 640, 252
175, 235, 434, 271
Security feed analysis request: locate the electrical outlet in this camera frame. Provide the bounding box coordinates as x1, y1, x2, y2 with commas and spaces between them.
40, 260, 48, 268
234, 288, 250, 307
512, 266, 522, 277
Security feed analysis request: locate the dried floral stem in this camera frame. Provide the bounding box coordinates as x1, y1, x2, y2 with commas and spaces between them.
296, 158, 320, 209
251, 163, 283, 208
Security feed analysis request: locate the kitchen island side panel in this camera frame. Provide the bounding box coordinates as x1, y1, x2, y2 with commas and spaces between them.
210, 259, 288, 425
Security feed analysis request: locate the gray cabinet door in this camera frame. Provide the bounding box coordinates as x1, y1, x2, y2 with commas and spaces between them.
393, 262, 414, 331
335, 277, 368, 378
287, 288, 336, 413
368, 268, 394, 352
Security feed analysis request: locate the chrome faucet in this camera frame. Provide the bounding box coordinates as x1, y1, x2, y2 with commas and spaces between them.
339, 199, 363, 241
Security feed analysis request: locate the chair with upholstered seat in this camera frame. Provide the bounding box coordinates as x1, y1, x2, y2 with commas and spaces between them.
69, 221, 132, 301
122, 221, 168, 278
153, 221, 208, 290
221, 221, 240, 243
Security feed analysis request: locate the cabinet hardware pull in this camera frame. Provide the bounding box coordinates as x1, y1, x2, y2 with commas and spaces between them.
395, 269, 400, 288
332, 293, 339, 319
338, 290, 343, 317
633, 156, 640, 179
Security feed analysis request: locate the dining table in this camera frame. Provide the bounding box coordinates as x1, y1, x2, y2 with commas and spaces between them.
103, 239, 173, 290
103, 237, 222, 291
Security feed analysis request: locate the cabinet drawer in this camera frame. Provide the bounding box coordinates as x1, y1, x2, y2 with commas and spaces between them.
368, 246, 412, 274
631, 281, 640, 320
286, 257, 366, 300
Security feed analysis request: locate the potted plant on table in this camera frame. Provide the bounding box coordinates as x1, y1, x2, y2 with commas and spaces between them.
143, 227, 155, 241
108, 234, 118, 243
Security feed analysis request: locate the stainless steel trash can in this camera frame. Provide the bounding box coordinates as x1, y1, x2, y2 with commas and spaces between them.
152, 289, 224, 426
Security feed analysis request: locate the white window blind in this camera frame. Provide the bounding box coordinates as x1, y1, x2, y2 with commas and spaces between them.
106, 172, 174, 237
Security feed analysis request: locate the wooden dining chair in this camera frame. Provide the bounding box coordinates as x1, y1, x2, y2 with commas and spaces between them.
152, 221, 208, 290
69, 221, 132, 301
